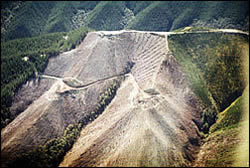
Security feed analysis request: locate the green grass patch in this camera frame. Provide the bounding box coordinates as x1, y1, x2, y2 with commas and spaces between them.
210, 95, 244, 133
195, 86, 249, 167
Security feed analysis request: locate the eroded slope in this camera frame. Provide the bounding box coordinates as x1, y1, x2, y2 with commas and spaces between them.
1, 31, 134, 167
59, 32, 202, 167
2, 30, 247, 167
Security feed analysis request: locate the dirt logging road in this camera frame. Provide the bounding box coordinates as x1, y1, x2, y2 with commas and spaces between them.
1, 29, 248, 167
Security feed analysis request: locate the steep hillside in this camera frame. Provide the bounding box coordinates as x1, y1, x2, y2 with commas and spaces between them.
127, 1, 249, 31
1, 27, 91, 128
1, 31, 130, 167
195, 44, 249, 167
168, 31, 248, 132
194, 86, 249, 167
1, 30, 248, 167
59, 32, 202, 167
1, 1, 248, 41
1, 1, 93, 41
1, 2, 249, 167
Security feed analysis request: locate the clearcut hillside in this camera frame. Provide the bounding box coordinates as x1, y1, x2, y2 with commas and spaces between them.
1, 29, 249, 167
1, 1, 249, 167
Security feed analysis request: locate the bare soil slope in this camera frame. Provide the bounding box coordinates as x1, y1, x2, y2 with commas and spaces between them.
2, 31, 203, 167
59, 31, 203, 167
1, 31, 133, 166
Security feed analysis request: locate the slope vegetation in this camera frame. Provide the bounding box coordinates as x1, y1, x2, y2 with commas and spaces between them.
1, 27, 91, 128
1, 30, 248, 167
1, 1, 248, 41
168, 32, 248, 132
194, 86, 249, 167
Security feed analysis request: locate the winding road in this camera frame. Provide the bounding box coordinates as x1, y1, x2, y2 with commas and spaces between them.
40, 73, 129, 90
97, 28, 249, 36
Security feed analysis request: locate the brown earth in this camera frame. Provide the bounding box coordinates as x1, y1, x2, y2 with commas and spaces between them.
59, 32, 203, 167
1, 30, 204, 167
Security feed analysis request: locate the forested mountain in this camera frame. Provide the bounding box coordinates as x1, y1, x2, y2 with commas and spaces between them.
1, 1, 249, 41
1, 1, 249, 167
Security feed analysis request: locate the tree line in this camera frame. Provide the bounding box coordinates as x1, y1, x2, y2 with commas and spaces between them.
1, 26, 92, 128
8, 80, 121, 167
